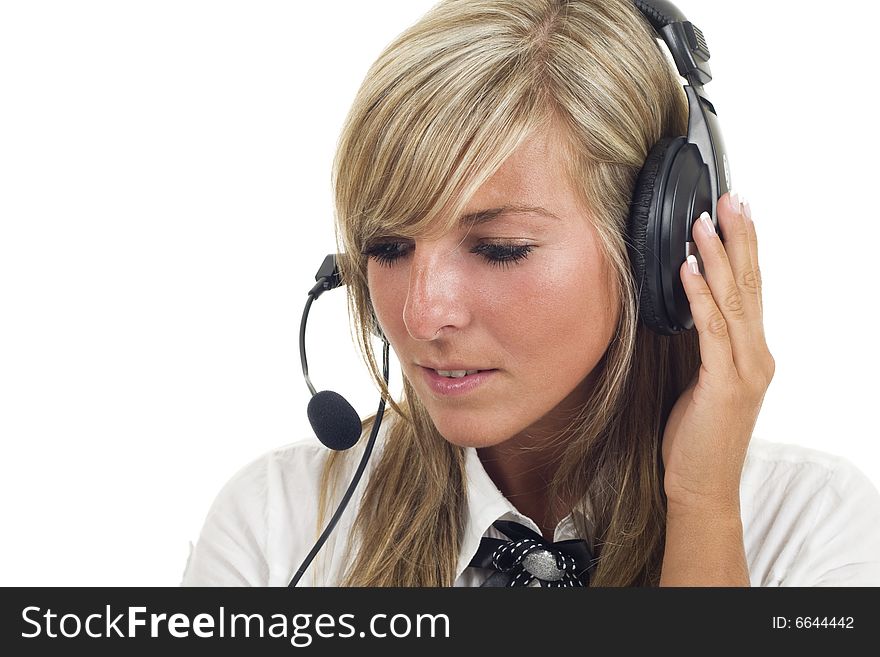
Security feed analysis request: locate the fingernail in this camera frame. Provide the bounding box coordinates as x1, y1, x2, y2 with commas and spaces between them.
699, 211, 715, 237
728, 191, 740, 214
687, 254, 700, 275
742, 198, 752, 221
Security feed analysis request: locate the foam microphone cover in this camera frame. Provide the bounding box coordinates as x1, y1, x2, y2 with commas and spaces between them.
307, 390, 362, 451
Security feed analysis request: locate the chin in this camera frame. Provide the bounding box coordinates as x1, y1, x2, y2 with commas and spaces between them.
427, 409, 515, 449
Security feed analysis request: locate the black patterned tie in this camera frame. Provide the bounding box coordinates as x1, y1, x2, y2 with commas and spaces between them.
467, 520, 595, 587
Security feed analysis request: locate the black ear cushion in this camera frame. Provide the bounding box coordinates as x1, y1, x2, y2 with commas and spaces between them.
627, 136, 676, 334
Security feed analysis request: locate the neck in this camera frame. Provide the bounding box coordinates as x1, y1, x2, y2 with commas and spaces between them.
478, 448, 561, 541
477, 368, 601, 541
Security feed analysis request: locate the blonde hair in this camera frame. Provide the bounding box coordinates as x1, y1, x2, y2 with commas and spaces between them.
319, 0, 701, 586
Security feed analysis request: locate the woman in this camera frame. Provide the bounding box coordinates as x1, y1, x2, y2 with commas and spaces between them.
182, 0, 880, 586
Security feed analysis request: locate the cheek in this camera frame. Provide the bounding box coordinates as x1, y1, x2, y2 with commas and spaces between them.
486, 252, 617, 366
366, 263, 404, 332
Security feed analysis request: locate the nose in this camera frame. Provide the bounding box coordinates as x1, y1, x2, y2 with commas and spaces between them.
402, 241, 470, 341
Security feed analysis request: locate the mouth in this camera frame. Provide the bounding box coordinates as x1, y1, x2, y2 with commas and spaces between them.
418, 366, 498, 396
433, 368, 484, 378
418, 365, 496, 378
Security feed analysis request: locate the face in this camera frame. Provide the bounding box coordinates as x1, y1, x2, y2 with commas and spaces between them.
365, 126, 620, 450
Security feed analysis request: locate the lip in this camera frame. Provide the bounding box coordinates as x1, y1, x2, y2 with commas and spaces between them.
419, 366, 498, 397
419, 362, 490, 371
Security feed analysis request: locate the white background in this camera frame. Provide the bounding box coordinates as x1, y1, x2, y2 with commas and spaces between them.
1, 1, 877, 586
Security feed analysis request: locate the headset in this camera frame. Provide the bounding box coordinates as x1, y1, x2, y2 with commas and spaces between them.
289, 0, 729, 586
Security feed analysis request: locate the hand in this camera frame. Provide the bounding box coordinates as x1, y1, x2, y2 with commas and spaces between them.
661, 192, 775, 513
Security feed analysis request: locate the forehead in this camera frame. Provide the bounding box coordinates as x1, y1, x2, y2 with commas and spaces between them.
463, 126, 580, 221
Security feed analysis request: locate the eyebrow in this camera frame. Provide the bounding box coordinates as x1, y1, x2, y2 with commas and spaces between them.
457, 205, 561, 227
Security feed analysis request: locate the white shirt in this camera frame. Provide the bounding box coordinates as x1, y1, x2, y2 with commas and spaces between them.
181, 417, 880, 586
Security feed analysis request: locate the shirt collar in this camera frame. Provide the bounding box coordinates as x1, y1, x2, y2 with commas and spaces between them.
455, 445, 595, 580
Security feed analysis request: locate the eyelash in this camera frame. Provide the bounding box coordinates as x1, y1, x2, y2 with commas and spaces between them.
362, 241, 534, 270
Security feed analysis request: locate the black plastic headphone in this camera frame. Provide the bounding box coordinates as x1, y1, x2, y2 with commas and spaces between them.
627, 0, 730, 335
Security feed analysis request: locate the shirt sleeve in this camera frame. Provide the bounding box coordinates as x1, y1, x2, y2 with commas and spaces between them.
779, 459, 880, 586
180, 455, 270, 587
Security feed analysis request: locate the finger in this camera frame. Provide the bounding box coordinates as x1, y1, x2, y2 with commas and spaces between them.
739, 196, 764, 319
680, 253, 735, 381
691, 193, 763, 375
715, 192, 763, 327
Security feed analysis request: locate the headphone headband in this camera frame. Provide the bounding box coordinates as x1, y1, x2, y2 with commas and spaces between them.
635, 0, 729, 203
634, 0, 686, 26
635, 0, 712, 86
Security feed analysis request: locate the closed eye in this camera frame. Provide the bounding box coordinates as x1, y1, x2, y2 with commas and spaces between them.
362, 241, 534, 270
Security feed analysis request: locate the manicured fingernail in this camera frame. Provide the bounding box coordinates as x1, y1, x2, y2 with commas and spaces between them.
699, 211, 715, 237
728, 191, 740, 214
742, 198, 752, 221
687, 254, 700, 275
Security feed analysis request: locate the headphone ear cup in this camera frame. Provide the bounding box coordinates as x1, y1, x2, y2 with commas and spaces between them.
628, 136, 681, 335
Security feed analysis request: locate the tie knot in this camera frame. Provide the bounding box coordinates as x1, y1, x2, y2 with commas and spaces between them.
469, 520, 595, 587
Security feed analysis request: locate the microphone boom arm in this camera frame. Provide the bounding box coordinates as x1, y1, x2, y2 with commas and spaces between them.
288, 339, 389, 587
